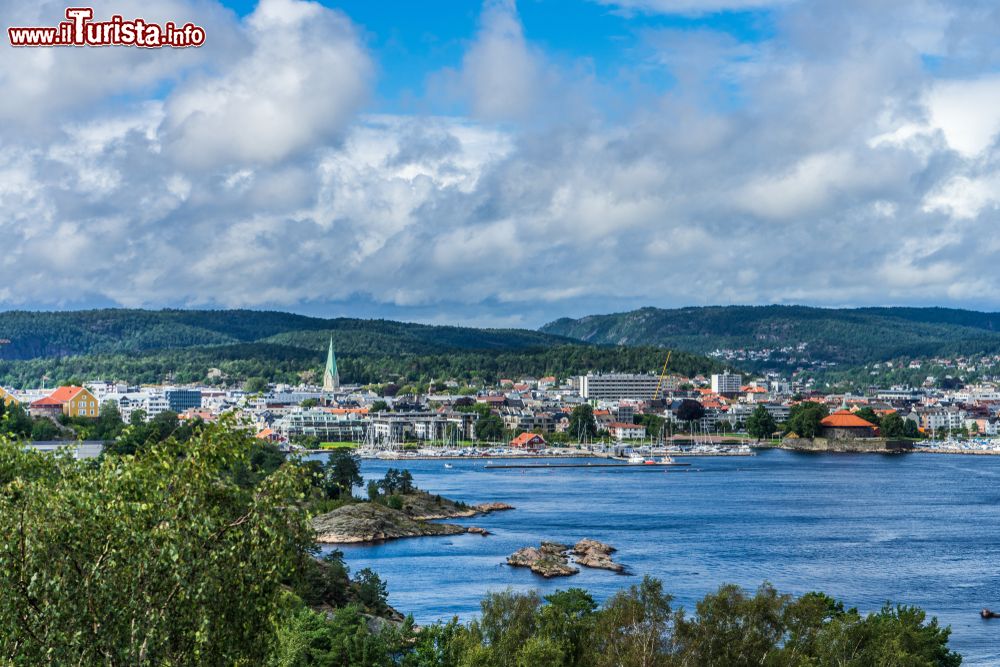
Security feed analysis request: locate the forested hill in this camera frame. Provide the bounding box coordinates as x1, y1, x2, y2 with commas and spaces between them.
541, 305, 1000, 367
0, 309, 572, 360
0, 309, 727, 387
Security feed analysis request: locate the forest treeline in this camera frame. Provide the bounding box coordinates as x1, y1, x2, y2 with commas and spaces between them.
0, 342, 725, 388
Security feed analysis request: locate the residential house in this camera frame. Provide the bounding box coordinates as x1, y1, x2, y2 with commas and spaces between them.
29, 386, 100, 418
510, 432, 546, 450
608, 422, 647, 440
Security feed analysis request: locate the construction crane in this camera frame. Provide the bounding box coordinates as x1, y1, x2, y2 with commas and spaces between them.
651, 350, 672, 402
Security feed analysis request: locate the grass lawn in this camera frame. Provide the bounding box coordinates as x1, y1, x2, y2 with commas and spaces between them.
318, 441, 360, 449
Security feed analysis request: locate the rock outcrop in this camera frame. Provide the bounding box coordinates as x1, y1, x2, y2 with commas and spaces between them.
473, 502, 515, 514
571, 539, 625, 573
400, 492, 515, 520
508, 539, 624, 577
313, 493, 514, 544
508, 542, 579, 577
313, 503, 466, 544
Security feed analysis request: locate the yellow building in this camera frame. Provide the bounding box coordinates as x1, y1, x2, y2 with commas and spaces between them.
0, 387, 19, 406
30, 386, 100, 418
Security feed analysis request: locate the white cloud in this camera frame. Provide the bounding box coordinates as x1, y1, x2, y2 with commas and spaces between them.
2, 0, 1000, 323
0, 0, 242, 133
163, 0, 372, 167
456, 0, 542, 121
925, 75, 1000, 157
594, 0, 794, 15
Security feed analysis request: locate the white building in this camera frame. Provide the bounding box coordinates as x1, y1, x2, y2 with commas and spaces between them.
578, 374, 660, 401
711, 372, 743, 395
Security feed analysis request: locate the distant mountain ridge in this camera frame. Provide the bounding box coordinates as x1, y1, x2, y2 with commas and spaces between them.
0, 309, 575, 361
541, 305, 1000, 368
0, 308, 726, 387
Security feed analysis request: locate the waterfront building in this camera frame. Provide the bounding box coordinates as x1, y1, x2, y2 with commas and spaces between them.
273, 408, 366, 442
510, 432, 546, 450
819, 410, 878, 439
579, 373, 660, 401
608, 422, 647, 440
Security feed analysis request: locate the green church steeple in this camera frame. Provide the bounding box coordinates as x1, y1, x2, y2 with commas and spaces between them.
323, 336, 339, 393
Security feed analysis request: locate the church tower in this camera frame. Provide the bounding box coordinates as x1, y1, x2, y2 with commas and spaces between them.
322, 336, 340, 395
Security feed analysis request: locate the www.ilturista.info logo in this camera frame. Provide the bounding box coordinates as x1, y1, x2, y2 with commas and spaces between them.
8, 7, 206, 48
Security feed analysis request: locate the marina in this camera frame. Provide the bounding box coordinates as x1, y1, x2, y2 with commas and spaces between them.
482, 461, 692, 469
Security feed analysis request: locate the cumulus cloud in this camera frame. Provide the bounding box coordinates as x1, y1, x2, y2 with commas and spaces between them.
925, 75, 1000, 157
433, 0, 543, 121
1, 0, 1000, 325
163, 0, 372, 167
0, 0, 243, 133
594, 0, 794, 15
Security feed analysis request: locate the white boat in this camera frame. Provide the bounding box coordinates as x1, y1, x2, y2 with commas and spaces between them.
444, 463, 453, 469
659, 455, 675, 464
627, 453, 644, 464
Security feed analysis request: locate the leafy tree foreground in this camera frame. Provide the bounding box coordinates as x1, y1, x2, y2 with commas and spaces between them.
0, 420, 962, 666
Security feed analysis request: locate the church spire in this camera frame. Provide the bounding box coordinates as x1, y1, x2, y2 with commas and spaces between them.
323, 336, 339, 394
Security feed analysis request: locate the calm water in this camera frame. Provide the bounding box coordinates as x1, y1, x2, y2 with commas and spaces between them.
312, 450, 1000, 665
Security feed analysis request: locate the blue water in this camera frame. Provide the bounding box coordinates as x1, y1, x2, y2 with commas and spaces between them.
311, 450, 1000, 665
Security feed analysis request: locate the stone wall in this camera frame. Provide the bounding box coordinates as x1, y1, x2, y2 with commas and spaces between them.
781, 437, 913, 453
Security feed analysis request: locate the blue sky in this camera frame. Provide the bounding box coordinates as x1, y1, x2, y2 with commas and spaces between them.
213, 0, 778, 117
1, 0, 1000, 327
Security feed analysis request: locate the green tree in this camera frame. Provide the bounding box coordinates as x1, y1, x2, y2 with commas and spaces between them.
245, 376, 269, 394
675, 583, 787, 666
568, 404, 598, 440
475, 413, 505, 442
880, 411, 915, 438
0, 416, 313, 665
325, 450, 362, 498
270, 605, 405, 667
593, 576, 676, 667
854, 407, 881, 426
30, 418, 60, 441
370, 400, 390, 413
675, 399, 705, 425
785, 402, 829, 438
747, 405, 777, 441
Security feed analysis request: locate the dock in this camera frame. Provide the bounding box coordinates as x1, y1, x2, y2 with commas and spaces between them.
484, 461, 692, 469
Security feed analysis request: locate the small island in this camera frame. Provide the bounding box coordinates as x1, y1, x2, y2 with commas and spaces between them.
508, 539, 625, 577
310, 460, 512, 544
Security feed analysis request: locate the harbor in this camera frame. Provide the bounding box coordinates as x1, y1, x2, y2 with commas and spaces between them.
483, 461, 692, 469
333, 448, 1000, 666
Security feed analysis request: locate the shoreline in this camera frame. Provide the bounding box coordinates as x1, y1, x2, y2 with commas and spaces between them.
302, 449, 758, 460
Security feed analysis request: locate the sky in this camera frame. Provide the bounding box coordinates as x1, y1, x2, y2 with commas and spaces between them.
1, 0, 1000, 328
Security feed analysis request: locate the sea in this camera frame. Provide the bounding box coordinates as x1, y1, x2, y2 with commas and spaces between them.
309, 450, 1000, 665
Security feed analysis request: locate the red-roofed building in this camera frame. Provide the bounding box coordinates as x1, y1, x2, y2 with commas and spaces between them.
510, 432, 546, 450
29, 386, 99, 419
820, 410, 878, 439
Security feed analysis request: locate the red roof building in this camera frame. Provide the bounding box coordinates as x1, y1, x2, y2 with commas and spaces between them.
820, 410, 878, 438
510, 433, 546, 450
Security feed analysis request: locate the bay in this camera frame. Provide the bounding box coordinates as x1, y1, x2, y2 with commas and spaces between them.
312, 449, 1000, 665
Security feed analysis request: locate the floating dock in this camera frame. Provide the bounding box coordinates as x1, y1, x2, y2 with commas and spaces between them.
484, 461, 692, 469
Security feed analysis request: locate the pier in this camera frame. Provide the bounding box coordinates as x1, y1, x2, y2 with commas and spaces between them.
484, 461, 692, 469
